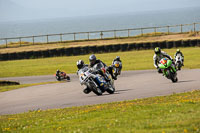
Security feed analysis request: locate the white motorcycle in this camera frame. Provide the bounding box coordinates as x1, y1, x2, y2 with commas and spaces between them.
175, 54, 184, 70
78, 64, 115, 96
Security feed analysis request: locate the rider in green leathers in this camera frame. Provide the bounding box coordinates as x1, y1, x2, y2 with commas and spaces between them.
153, 47, 174, 73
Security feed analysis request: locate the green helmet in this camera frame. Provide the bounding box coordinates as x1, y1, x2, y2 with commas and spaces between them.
177, 49, 180, 52
154, 47, 161, 55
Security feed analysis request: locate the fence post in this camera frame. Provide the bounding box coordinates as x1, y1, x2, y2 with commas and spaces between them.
100, 31, 103, 39
141, 28, 143, 36
74, 33, 76, 41
19, 38, 21, 46
33, 36, 35, 45
47, 35, 49, 43
180, 24, 183, 33
114, 30, 116, 38
5, 39, 7, 48
60, 34, 63, 42
167, 26, 170, 35
128, 29, 130, 37
88, 32, 90, 40
194, 23, 196, 32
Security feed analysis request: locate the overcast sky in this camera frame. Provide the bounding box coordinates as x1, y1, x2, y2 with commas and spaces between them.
1, 0, 200, 21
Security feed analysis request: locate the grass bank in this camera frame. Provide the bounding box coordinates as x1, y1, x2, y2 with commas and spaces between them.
0, 90, 200, 132
0, 47, 200, 78
0, 81, 60, 92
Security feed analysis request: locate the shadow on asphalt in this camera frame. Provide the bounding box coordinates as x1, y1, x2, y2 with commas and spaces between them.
115, 89, 132, 93
88, 89, 132, 97
177, 80, 196, 83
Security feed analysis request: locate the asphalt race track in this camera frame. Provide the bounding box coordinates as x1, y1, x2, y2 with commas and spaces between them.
0, 69, 200, 115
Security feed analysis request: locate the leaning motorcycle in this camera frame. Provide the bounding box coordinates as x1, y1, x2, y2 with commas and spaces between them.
112, 60, 122, 79
175, 54, 183, 70
158, 58, 178, 83
55, 70, 70, 81
78, 64, 115, 96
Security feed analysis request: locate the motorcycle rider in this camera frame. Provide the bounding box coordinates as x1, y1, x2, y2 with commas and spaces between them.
76, 60, 91, 94
112, 56, 122, 64
110, 56, 122, 78
153, 47, 174, 73
56, 69, 66, 77
89, 54, 117, 80
174, 49, 184, 66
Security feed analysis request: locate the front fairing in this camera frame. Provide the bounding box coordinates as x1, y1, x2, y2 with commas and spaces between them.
167, 60, 172, 67
95, 75, 106, 88
159, 59, 172, 69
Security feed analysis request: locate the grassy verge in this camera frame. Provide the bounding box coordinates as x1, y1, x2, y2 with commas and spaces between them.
0, 47, 200, 78
0, 90, 200, 132
0, 81, 60, 92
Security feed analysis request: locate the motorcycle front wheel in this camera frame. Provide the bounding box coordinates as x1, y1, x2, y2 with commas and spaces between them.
56, 76, 61, 81
169, 71, 178, 83
90, 81, 102, 96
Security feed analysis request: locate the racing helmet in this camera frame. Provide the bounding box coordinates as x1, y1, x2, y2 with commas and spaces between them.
177, 49, 180, 52
77, 60, 84, 69
89, 54, 96, 65
154, 47, 161, 55
116, 56, 120, 61
56, 69, 60, 73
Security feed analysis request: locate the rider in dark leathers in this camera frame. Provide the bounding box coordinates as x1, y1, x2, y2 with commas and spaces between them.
89, 54, 117, 80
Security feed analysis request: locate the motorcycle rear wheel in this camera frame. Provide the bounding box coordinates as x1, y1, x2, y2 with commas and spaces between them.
92, 87, 103, 96
66, 76, 70, 81
106, 83, 115, 94
107, 86, 115, 94
170, 72, 178, 83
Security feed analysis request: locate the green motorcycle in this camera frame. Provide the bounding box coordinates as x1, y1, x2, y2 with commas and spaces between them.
158, 58, 178, 83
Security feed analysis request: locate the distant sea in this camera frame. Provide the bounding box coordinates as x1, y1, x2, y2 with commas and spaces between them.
0, 7, 200, 44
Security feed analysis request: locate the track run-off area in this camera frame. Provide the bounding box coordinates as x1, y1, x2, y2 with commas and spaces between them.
0, 69, 200, 115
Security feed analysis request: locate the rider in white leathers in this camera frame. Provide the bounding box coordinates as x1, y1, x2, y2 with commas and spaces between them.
77, 60, 91, 94
174, 49, 184, 66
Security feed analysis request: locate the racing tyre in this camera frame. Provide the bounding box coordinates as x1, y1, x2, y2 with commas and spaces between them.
56, 76, 61, 81
107, 87, 115, 94
92, 87, 103, 96
66, 76, 70, 81
106, 83, 115, 94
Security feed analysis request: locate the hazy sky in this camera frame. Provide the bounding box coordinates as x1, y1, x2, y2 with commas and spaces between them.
1, 0, 200, 21
11, 0, 200, 10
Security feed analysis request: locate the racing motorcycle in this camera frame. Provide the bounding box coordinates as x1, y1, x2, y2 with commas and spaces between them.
112, 60, 122, 79
78, 64, 115, 96
158, 58, 178, 83
55, 70, 70, 81
175, 54, 183, 70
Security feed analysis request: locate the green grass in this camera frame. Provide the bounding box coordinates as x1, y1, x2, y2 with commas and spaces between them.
0, 81, 60, 92
1, 90, 200, 132
0, 47, 200, 78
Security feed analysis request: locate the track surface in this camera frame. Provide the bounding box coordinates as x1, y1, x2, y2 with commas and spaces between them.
0, 69, 200, 115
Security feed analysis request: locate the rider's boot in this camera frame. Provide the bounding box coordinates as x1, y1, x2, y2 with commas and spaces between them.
104, 75, 111, 82
107, 66, 117, 80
